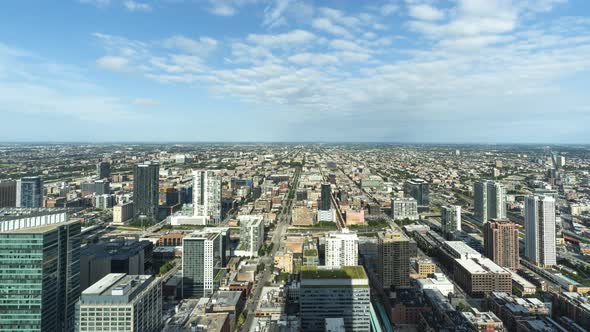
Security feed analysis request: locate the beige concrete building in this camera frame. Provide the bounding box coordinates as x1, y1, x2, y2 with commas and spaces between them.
378, 230, 411, 289
483, 219, 519, 270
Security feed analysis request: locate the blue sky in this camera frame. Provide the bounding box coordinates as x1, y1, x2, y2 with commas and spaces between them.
1, 0, 589, 143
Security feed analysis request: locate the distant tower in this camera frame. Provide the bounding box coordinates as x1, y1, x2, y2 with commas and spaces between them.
483, 219, 519, 270
16, 176, 43, 208
133, 162, 159, 221
404, 179, 429, 206
525, 195, 556, 267
96, 161, 110, 179
0, 180, 17, 208
474, 180, 506, 223
193, 170, 222, 224
441, 205, 461, 238
320, 183, 332, 211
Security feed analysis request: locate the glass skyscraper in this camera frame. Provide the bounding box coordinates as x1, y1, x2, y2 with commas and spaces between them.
16, 176, 43, 208
133, 162, 160, 222
0, 220, 81, 332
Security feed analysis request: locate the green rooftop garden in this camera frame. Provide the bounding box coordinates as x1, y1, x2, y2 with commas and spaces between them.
301, 266, 367, 280
303, 249, 318, 257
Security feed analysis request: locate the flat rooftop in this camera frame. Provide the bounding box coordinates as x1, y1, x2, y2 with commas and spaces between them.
301, 266, 367, 280
4, 219, 78, 234
81, 273, 155, 305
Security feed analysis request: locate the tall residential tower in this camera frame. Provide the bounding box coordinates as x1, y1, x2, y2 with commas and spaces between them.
474, 180, 506, 223
524, 195, 556, 267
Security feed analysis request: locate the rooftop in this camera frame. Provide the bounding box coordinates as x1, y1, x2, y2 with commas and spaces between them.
4, 219, 78, 234
81, 273, 155, 304
301, 266, 367, 280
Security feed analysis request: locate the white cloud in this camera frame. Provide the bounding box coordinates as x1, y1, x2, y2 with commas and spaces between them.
162, 36, 218, 55
408, 4, 444, 21
288, 53, 339, 65
0, 43, 133, 121
207, 0, 263, 17
96, 56, 129, 71
124, 0, 152, 12
247, 30, 315, 47
312, 18, 352, 37
263, 0, 291, 28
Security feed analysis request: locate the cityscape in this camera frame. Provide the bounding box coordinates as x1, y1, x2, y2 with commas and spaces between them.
1, 143, 590, 332
2, 0, 590, 332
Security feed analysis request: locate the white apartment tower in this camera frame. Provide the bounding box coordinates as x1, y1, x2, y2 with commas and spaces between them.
474, 180, 506, 223
193, 170, 222, 224
441, 205, 462, 237
325, 229, 359, 268
524, 195, 556, 267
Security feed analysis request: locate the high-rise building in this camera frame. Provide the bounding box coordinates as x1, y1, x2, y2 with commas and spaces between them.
525, 195, 556, 267
320, 183, 332, 211
300, 266, 371, 332
0, 220, 81, 332
81, 179, 110, 195
391, 197, 419, 221
193, 170, 222, 224
483, 219, 519, 270
0, 180, 17, 208
76, 273, 162, 332
133, 162, 159, 222
474, 180, 506, 223
238, 215, 264, 257
378, 230, 411, 289
325, 228, 358, 268
96, 161, 110, 179
16, 176, 43, 208
441, 205, 461, 237
182, 230, 223, 298
404, 179, 429, 206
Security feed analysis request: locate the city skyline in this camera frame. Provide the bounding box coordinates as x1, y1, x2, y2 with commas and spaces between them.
2, 0, 590, 143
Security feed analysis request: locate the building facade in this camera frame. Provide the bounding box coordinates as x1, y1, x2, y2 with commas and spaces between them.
0, 220, 81, 332
378, 231, 411, 289
300, 266, 371, 332
483, 219, 519, 270
404, 179, 429, 206
474, 180, 506, 223
325, 229, 359, 268
76, 273, 162, 332
96, 161, 110, 179
0, 180, 17, 208
238, 215, 264, 257
524, 195, 556, 267
16, 176, 43, 208
441, 205, 461, 237
391, 197, 419, 221
193, 170, 222, 224
182, 230, 223, 298
133, 162, 160, 222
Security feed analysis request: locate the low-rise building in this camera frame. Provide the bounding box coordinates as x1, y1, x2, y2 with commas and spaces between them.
76, 273, 162, 332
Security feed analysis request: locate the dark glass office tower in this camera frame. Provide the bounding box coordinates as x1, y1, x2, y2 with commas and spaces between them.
16, 176, 43, 208
0, 220, 81, 332
0, 180, 17, 208
403, 178, 429, 206
96, 161, 111, 179
320, 183, 331, 211
133, 162, 160, 222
